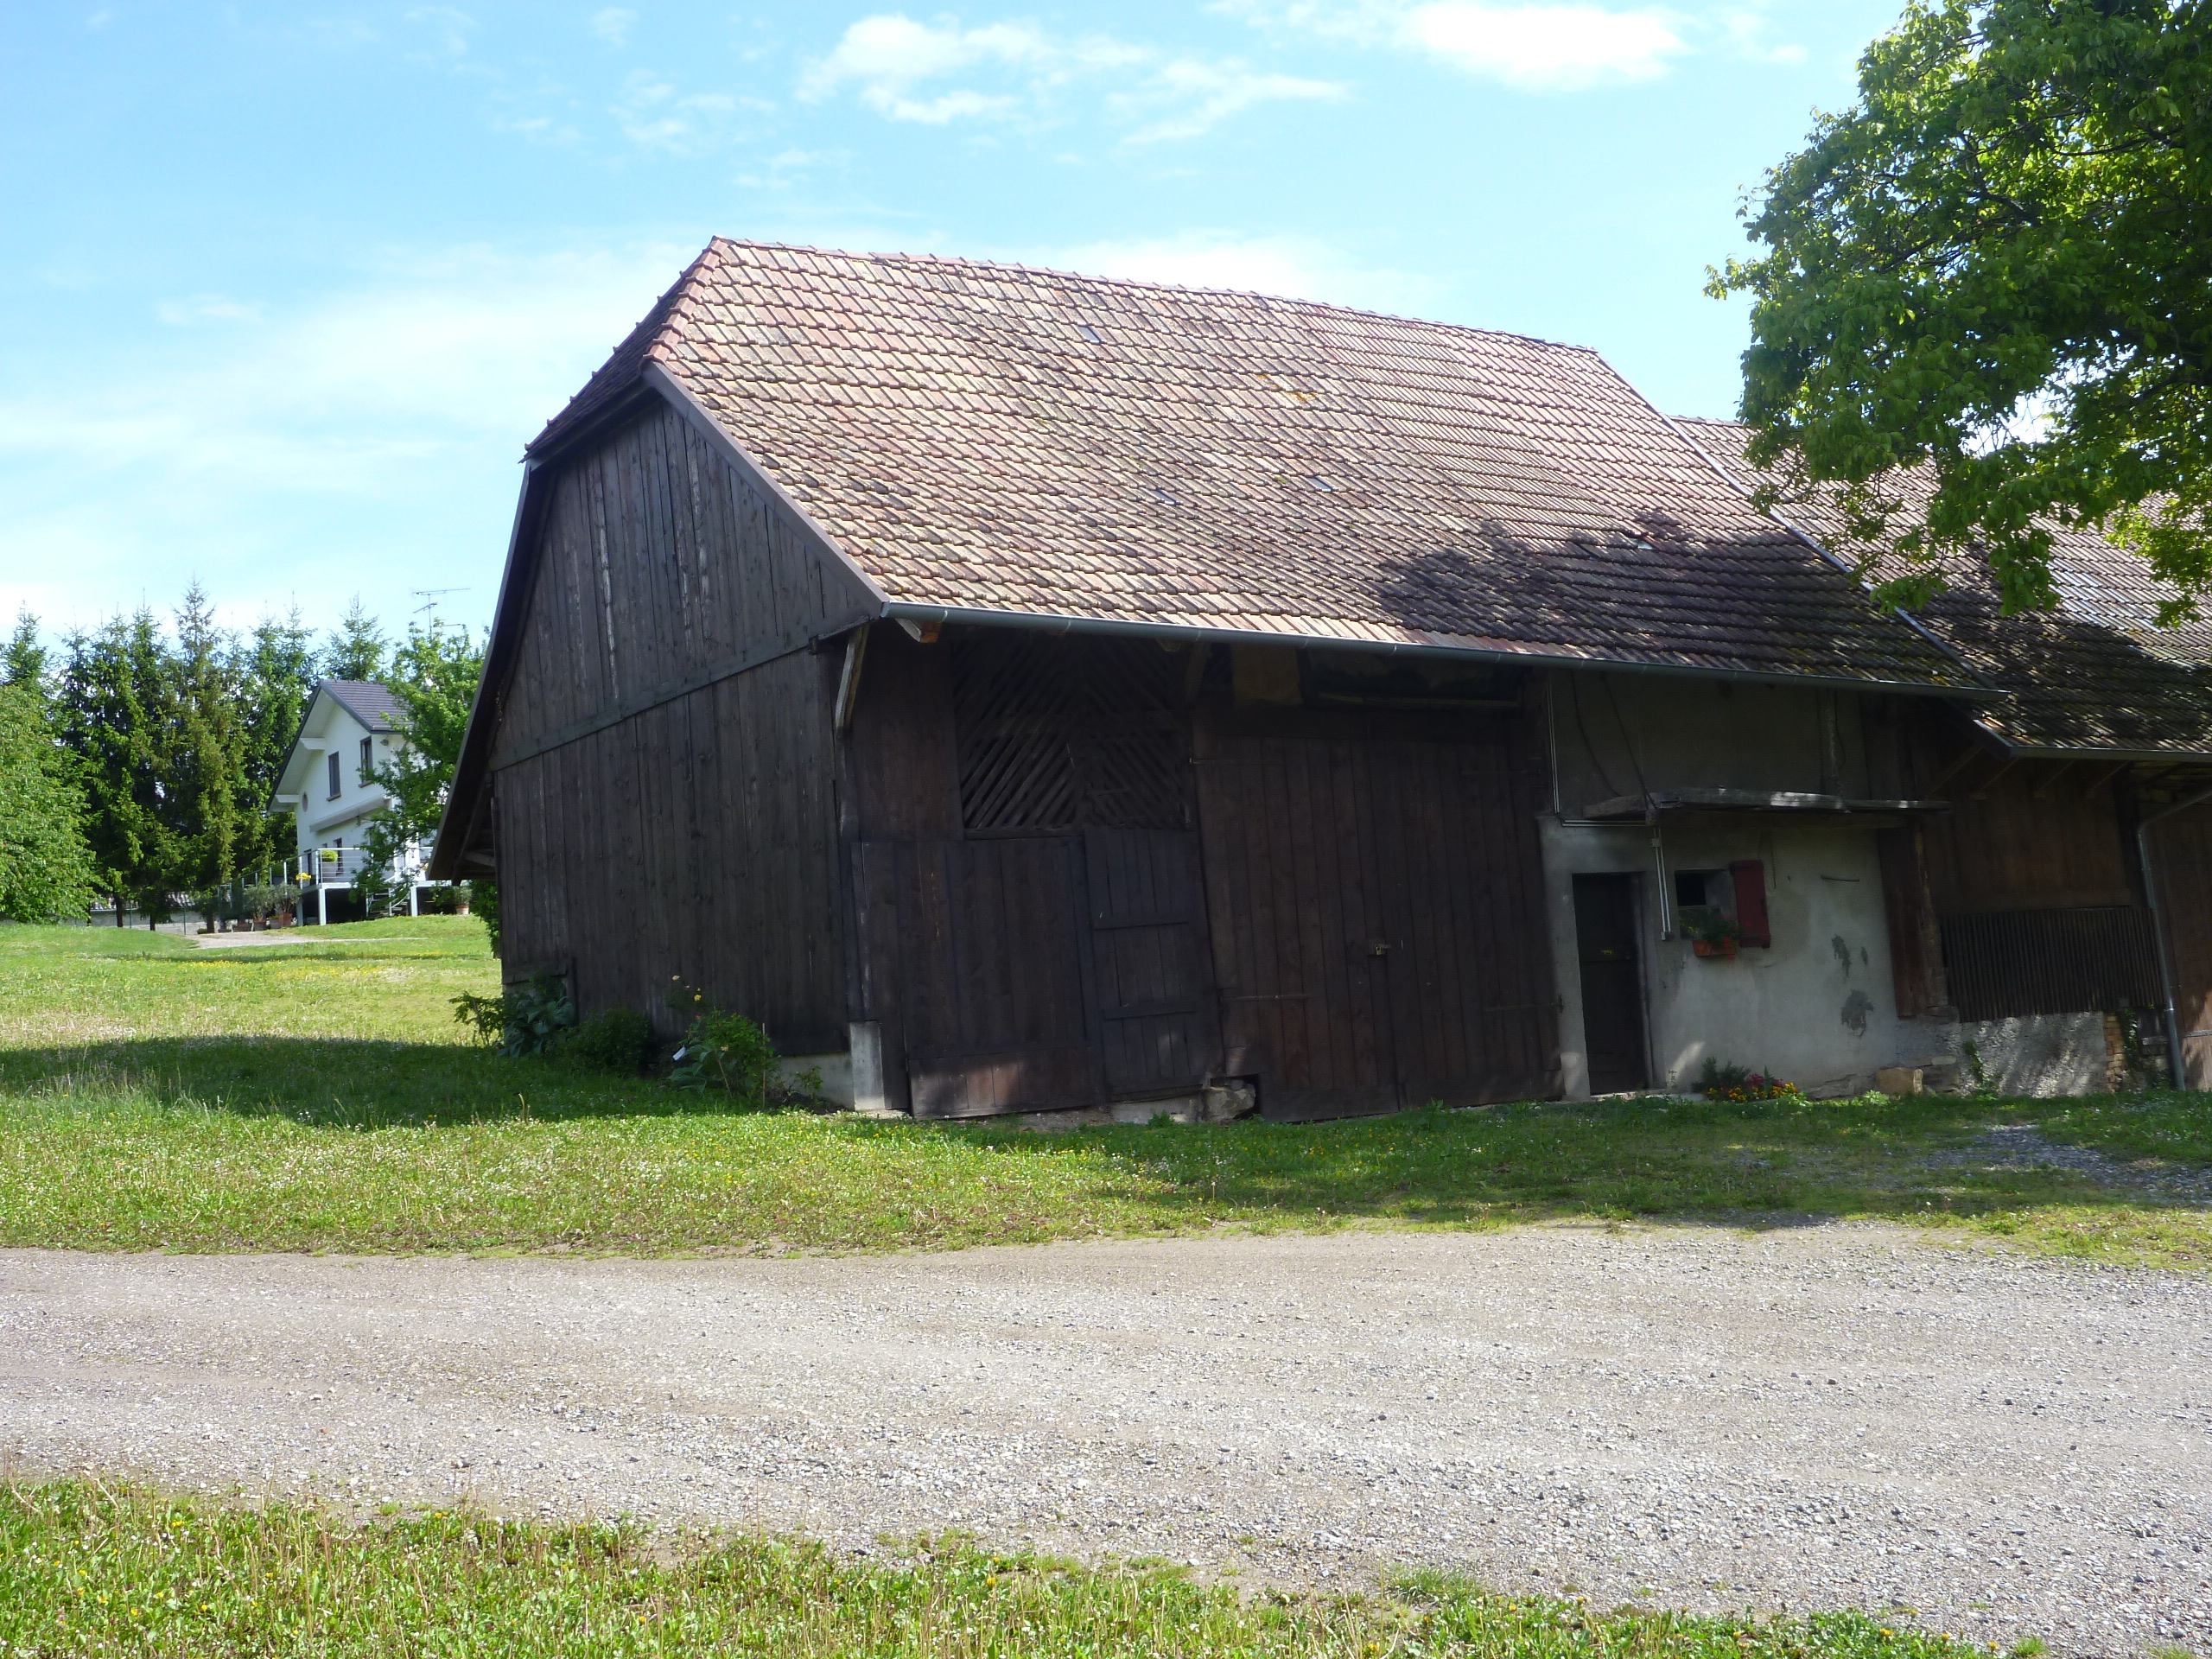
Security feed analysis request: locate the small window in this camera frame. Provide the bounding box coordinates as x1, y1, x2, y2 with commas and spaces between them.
1076, 323, 1103, 343
1674, 868, 1730, 938
1675, 869, 1722, 908
359, 736, 373, 785
327, 752, 340, 800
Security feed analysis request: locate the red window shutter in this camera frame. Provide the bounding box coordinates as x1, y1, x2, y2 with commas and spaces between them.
1732, 860, 1770, 947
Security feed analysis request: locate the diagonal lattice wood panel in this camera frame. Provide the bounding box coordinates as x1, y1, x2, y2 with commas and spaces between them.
951, 632, 1190, 832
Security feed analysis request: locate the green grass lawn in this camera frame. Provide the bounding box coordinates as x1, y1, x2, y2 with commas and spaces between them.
0, 1481, 2004, 1659
2, 918, 2209, 1265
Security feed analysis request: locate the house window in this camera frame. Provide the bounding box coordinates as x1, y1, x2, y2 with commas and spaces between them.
1675, 863, 1770, 948
327, 752, 340, 800
359, 736, 373, 785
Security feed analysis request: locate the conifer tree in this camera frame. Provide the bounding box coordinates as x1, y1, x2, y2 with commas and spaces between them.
56, 611, 175, 925
3, 609, 48, 704
232, 608, 317, 881
163, 583, 251, 919
321, 595, 388, 683
0, 680, 96, 923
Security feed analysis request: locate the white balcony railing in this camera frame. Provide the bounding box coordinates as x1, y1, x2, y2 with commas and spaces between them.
296, 843, 429, 887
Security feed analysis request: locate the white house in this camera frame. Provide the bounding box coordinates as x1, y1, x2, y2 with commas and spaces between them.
270, 679, 433, 924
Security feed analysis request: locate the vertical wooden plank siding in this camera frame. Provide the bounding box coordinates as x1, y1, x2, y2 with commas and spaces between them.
485, 400, 856, 1052
2147, 799, 2212, 1086
1194, 700, 1557, 1118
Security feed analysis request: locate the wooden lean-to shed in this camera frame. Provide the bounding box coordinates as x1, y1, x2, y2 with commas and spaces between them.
429, 239, 1978, 1119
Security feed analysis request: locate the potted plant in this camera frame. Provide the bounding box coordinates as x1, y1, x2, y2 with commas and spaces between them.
1682, 911, 1744, 960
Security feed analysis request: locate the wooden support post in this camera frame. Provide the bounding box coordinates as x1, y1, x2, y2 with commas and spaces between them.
834, 626, 869, 734
2031, 760, 2075, 798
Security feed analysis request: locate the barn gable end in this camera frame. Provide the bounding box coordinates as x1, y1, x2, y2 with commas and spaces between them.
484, 395, 868, 1053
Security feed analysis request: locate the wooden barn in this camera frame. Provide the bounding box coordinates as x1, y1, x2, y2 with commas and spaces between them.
432, 239, 2212, 1112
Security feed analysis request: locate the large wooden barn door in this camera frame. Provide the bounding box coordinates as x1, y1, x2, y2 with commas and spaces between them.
1195, 708, 1556, 1118
856, 630, 1220, 1118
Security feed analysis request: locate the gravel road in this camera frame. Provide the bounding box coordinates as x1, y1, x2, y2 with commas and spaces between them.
3, 1224, 2206, 1655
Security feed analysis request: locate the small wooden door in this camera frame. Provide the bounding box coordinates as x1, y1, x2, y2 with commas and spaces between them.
1573, 873, 1648, 1093
1084, 828, 1220, 1096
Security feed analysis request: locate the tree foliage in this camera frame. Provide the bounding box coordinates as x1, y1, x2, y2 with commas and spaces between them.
1710, 0, 2212, 614
56, 610, 177, 923
162, 584, 250, 904
233, 610, 319, 880
321, 594, 389, 683
45, 595, 323, 924
353, 620, 486, 919
0, 682, 97, 923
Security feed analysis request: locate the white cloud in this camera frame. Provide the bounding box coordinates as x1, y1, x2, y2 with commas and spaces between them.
1223, 0, 1796, 90
800, 12, 1338, 138
1041, 232, 1442, 316
612, 69, 750, 153
1116, 59, 1341, 143
0, 245, 686, 635
1713, 4, 1803, 65
403, 5, 476, 60
155, 296, 264, 326
589, 7, 636, 48
1399, 3, 1682, 89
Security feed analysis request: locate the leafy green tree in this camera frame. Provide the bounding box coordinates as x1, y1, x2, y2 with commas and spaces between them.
321, 595, 388, 683
232, 609, 318, 881
352, 620, 486, 919
55, 611, 175, 925
1709, 0, 2212, 614
0, 681, 97, 923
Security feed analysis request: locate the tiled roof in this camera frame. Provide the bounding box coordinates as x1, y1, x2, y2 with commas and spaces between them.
532, 238, 1973, 692
1681, 419, 2212, 758
323, 679, 404, 733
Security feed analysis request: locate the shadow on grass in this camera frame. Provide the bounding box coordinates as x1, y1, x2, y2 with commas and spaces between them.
0, 1036, 682, 1128
3, 1037, 2206, 1239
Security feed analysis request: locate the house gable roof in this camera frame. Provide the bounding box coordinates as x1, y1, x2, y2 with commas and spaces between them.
529, 238, 1971, 694
272, 679, 404, 804
1681, 418, 2212, 760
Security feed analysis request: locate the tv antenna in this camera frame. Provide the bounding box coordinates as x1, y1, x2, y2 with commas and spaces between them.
411, 588, 466, 619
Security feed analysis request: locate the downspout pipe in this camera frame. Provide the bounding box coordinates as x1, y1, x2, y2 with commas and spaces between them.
2137, 784, 2212, 1091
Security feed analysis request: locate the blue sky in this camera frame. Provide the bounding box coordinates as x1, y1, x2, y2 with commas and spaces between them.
1, 0, 1905, 645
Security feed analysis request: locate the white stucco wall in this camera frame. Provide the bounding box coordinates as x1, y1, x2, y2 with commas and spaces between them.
1542, 817, 1951, 1098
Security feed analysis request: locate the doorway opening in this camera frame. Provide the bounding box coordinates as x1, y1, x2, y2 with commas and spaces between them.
1573, 872, 1649, 1093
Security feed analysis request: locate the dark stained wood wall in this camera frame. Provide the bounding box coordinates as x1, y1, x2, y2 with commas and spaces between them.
1868, 704, 2137, 913
2147, 799, 2212, 1086
843, 627, 1223, 1117
487, 397, 864, 1050
1193, 699, 1559, 1118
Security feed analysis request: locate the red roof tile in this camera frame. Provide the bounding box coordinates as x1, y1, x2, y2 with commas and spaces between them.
533, 239, 1972, 691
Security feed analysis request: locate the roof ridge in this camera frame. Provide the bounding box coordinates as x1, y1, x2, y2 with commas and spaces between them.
697, 234, 1601, 359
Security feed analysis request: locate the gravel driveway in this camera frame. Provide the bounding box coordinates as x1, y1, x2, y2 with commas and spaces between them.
3, 1224, 2206, 1655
